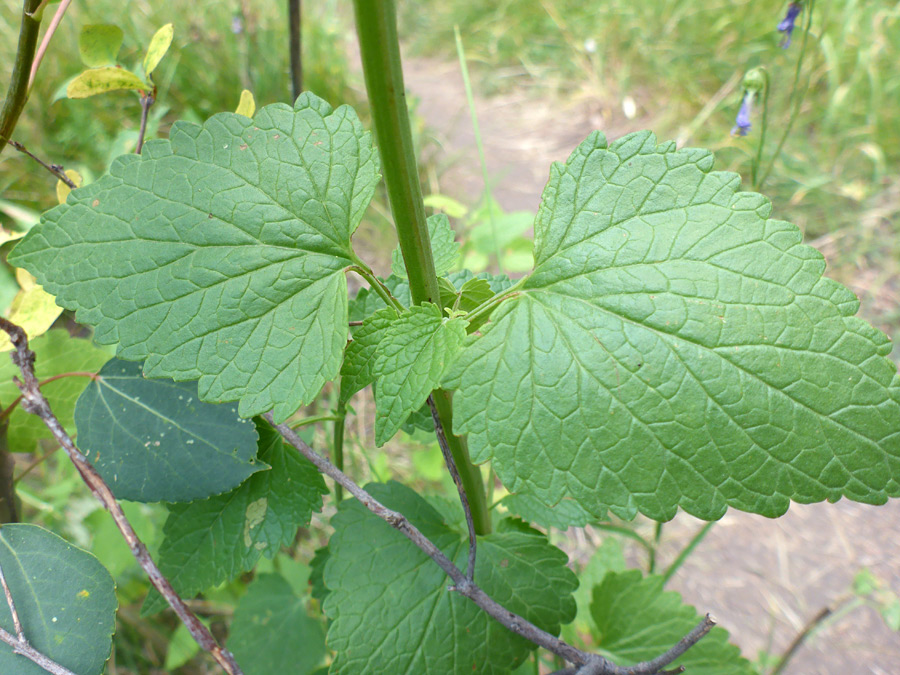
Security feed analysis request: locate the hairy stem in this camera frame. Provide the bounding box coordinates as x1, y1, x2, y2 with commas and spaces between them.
353, 0, 491, 534
0, 0, 42, 157
332, 398, 346, 503
0, 319, 244, 675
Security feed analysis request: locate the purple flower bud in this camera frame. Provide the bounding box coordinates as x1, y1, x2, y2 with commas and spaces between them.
777, 2, 803, 48
231, 15, 244, 35
731, 92, 754, 137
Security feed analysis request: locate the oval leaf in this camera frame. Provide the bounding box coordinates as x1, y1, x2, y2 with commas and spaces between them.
447, 130, 900, 521
143, 23, 174, 77
75, 359, 263, 502
10, 93, 380, 422
78, 24, 123, 67
67, 67, 148, 99
235, 89, 256, 118
0, 524, 117, 675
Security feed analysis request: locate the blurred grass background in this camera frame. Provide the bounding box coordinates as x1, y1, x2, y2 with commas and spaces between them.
1, 0, 899, 672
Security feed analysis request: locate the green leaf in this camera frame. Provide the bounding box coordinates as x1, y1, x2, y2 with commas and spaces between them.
142, 419, 325, 615
235, 89, 256, 118
339, 306, 398, 404
142, 23, 174, 77
67, 66, 148, 98
447, 130, 900, 521
500, 493, 594, 530
229, 574, 326, 675
11, 93, 380, 422
392, 213, 460, 278
0, 331, 111, 452
590, 570, 753, 674
572, 538, 625, 630
400, 401, 435, 435
78, 25, 123, 67
308, 546, 330, 605
0, 524, 117, 675
75, 359, 263, 502
456, 277, 494, 312
323, 481, 577, 674
374, 303, 466, 445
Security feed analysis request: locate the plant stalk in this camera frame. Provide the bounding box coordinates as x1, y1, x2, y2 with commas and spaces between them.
0, 0, 43, 157
352, 0, 491, 534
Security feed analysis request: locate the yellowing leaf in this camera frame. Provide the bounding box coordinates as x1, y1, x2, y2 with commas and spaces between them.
0, 285, 63, 351
56, 170, 83, 205
67, 67, 148, 99
143, 23, 174, 77
235, 89, 256, 118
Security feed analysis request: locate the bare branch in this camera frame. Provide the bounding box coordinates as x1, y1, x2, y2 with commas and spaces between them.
0, 562, 24, 640
5, 139, 76, 187
0, 319, 244, 675
135, 94, 155, 154
427, 394, 476, 581
265, 413, 718, 673
28, 0, 73, 90
0, 625, 78, 675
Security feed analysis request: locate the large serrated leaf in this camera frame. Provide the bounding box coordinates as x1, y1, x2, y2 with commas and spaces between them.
447, 130, 900, 521
323, 481, 576, 674
392, 213, 460, 278
374, 303, 466, 445
10, 93, 380, 422
229, 574, 326, 675
0, 524, 117, 675
590, 570, 753, 674
75, 359, 262, 502
0, 331, 111, 452
142, 419, 325, 615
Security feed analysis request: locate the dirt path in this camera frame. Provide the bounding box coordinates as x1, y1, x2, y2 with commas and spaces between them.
402, 55, 900, 674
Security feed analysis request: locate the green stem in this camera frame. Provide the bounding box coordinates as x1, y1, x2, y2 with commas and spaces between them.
430, 389, 491, 534
453, 25, 503, 271
353, 0, 439, 307
750, 70, 771, 190
661, 521, 715, 585
350, 263, 405, 312
593, 523, 654, 554
465, 276, 526, 329
354, 0, 490, 535
290, 414, 343, 429
648, 521, 664, 574
756, 0, 817, 190
332, 399, 346, 503
0, 0, 43, 157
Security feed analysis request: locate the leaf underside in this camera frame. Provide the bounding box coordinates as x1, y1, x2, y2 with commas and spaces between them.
323, 481, 577, 674
0, 524, 117, 675
10, 92, 380, 423
447, 130, 900, 521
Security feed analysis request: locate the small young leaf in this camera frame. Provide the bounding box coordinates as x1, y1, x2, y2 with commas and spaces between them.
0, 284, 63, 352
323, 481, 577, 673
456, 277, 494, 312
141, 419, 325, 615
373, 303, 466, 445
399, 401, 435, 435
0, 331, 110, 452
75, 359, 263, 502
78, 24, 123, 67
0, 524, 117, 675
142, 23, 174, 77
448, 130, 900, 521
235, 89, 256, 118
229, 574, 326, 675
56, 169, 82, 205
590, 570, 754, 674
391, 213, 460, 278
340, 306, 398, 404
67, 66, 148, 98
11, 93, 380, 422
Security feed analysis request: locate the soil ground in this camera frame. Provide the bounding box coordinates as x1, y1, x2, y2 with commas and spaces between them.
401, 55, 900, 675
